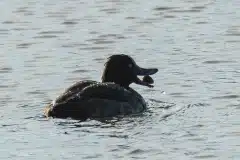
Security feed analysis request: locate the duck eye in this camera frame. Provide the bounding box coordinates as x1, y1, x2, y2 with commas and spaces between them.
128, 64, 133, 68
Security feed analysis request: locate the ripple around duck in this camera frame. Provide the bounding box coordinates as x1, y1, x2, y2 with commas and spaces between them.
147, 100, 191, 121
160, 108, 182, 120
148, 99, 176, 109
158, 102, 210, 121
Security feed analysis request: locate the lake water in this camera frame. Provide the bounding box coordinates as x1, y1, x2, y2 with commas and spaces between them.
0, 0, 239, 159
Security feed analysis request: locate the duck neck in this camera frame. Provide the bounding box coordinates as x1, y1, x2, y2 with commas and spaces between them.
102, 79, 130, 90
101, 65, 131, 89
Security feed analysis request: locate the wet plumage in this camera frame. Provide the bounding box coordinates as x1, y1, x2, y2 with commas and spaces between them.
44, 54, 158, 120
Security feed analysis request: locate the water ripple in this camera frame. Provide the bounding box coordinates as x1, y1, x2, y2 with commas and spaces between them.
203, 60, 236, 64
62, 20, 78, 25
16, 43, 35, 49
154, 6, 177, 11
212, 95, 239, 99
0, 67, 12, 73
0, 0, 239, 159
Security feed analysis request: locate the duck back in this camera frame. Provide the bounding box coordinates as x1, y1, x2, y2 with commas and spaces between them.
55, 80, 97, 104
44, 82, 146, 120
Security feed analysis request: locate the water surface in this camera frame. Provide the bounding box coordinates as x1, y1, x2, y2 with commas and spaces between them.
0, 0, 239, 159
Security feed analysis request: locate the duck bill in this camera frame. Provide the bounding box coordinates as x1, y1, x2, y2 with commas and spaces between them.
134, 65, 158, 76
134, 65, 158, 88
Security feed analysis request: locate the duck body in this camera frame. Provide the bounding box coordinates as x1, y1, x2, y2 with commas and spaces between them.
44, 54, 158, 120
45, 81, 146, 120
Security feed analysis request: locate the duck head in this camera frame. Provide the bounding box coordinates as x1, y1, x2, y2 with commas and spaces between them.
101, 54, 158, 88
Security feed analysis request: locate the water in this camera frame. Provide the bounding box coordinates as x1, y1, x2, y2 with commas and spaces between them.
0, 0, 239, 159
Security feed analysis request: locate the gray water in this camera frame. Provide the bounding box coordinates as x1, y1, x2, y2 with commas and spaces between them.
0, 0, 240, 159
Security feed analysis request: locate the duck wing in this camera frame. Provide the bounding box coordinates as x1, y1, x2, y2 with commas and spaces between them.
53, 83, 134, 119
79, 83, 132, 102
45, 83, 144, 119
55, 80, 97, 104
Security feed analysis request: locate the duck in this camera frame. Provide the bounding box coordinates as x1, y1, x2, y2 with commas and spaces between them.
44, 54, 158, 120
